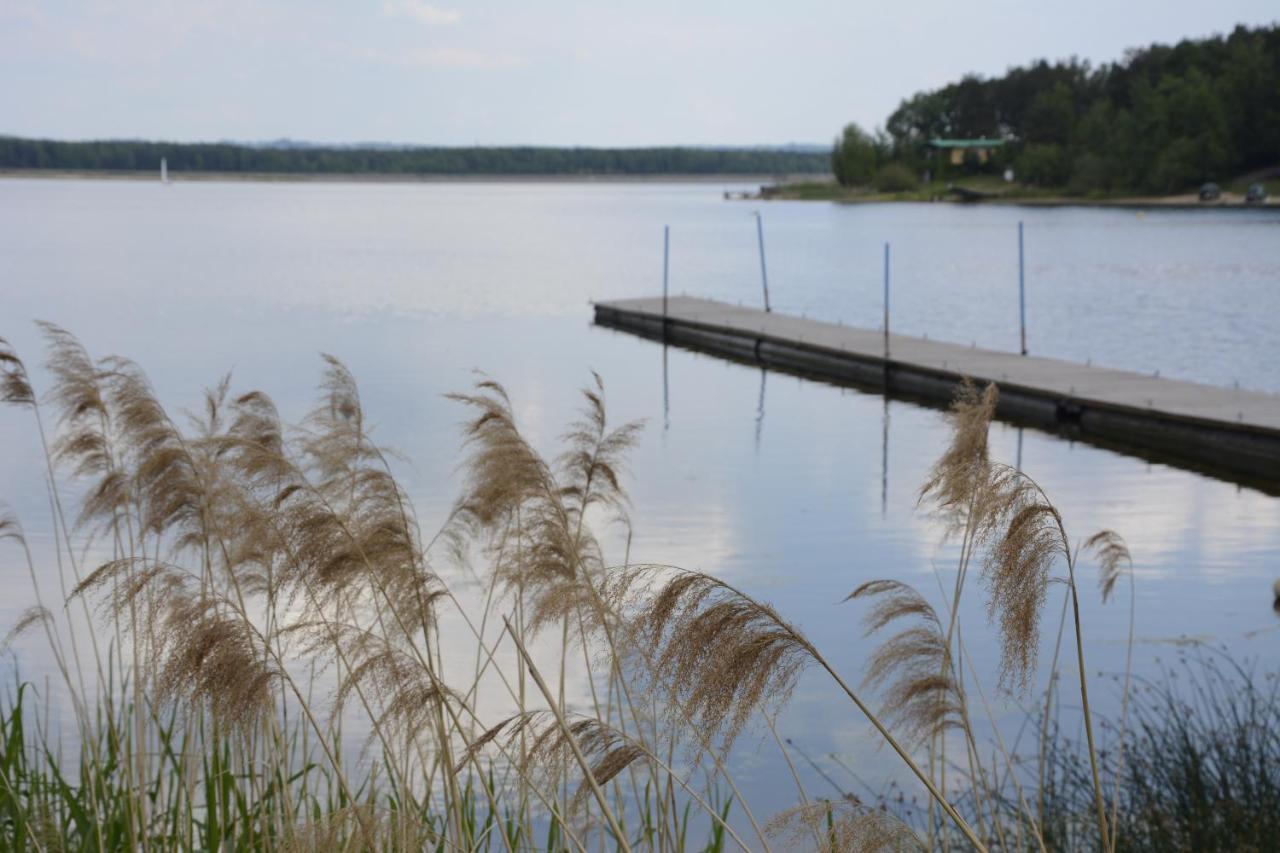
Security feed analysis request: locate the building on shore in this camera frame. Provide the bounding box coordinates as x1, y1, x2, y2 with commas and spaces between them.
927, 137, 1006, 166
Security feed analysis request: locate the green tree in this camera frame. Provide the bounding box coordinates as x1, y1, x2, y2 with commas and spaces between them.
1024, 81, 1076, 144
831, 123, 877, 187
1144, 70, 1231, 191
874, 24, 1280, 194
1016, 144, 1069, 186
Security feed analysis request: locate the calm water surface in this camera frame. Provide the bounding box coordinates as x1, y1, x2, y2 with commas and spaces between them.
1, 177, 1278, 814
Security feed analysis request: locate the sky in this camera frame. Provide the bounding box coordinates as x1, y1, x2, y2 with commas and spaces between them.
2, 0, 1277, 147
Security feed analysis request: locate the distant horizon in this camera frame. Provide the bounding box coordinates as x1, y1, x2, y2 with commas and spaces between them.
0, 133, 832, 151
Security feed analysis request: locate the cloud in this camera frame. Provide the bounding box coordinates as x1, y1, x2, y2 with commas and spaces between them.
381, 0, 461, 26
0, 1, 44, 27
398, 47, 523, 70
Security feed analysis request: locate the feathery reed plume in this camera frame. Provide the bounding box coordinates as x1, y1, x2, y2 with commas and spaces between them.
0, 337, 34, 405
73, 558, 277, 726
0, 506, 23, 544
616, 564, 985, 852
968, 467, 1112, 846
619, 566, 809, 752
557, 371, 643, 529
1, 607, 53, 657
159, 595, 277, 727
972, 465, 1066, 692
215, 362, 442, 636
449, 378, 547, 530
919, 380, 998, 532
1085, 528, 1133, 852
1085, 530, 1131, 604
288, 618, 455, 743
459, 711, 646, 811
766, 799, 924, 852
99, 356, 209, 544
221, 390, 289, 480
448, 375, 640, 635
847, 580, 961, 747
297, 358, 436, 619
275, 470, 431, 624
35, 324, 131, 531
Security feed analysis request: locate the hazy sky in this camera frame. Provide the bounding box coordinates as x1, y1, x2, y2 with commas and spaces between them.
3, 0, 1276, 146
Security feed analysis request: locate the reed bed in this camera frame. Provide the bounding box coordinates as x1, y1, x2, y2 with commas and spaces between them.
0, 327, 1257, 851
1034, 645, 1280, 852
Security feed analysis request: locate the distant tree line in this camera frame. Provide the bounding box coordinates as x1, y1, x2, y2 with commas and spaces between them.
0, 138, 829, 177
834, 23, 1280, 193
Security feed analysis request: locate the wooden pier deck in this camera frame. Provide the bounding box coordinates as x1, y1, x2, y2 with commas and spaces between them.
593, 296, 1280, 487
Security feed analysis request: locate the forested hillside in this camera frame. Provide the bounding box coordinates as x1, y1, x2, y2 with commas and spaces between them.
0, 138, 829, 177
836, 24, 1280, 193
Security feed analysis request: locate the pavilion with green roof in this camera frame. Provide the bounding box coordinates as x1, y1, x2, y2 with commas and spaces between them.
927, 137, 1006, 165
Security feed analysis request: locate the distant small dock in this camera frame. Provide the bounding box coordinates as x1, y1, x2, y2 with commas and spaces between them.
594, 296, 1280, 487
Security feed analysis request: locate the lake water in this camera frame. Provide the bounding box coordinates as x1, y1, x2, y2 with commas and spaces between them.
1, 177, 1278, 820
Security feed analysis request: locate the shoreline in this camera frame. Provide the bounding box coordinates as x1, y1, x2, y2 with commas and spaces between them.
5, 169, 1274, 209
0, 168, 811, 185
833, 195, 1279, 210
751, 180, 1278, 210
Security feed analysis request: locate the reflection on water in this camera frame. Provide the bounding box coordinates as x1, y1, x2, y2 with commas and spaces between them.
754, 367, 766, 453
881, 395, 889, 518
662, 343, 670, 432
1, 178, 1278, 818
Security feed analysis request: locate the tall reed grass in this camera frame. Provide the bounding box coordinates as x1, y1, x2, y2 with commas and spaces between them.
0, 327, 1243, 851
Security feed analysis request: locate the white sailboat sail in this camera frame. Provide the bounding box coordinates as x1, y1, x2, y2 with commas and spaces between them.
161, 157, 168, 183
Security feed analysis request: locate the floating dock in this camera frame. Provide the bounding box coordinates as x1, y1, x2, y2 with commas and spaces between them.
593, 296, 1280, 488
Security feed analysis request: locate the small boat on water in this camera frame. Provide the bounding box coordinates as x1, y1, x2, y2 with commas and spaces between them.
161, 157, 168, 184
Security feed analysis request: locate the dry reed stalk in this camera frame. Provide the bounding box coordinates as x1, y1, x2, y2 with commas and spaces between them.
1037, 586, 1071, 835
1063, 545, 1110, 852
67, 344, 416, 842
448, 376, 776, 847
917, 381, 996, 852
291, 389, 579, 849
951, 623, 1049, 853
1, 338, 97, 690
4, 331, 128, 850
297, 362, 471, 842
447, 374, 639, 639
225, 366, 454, 769
0, 519, 74, 700
977, 462, 1112, 850
848, 580, 962, 749
211, 389, 427, 790
459, 706, 754, 850
852, 576, 1026, 850
849, 577, 1001, 846
501, 616, 632, 852
916, 378, 1122, 852
974, 466, 1064, 693
1085, 530, 1133, 853
620, 564, 987, 851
